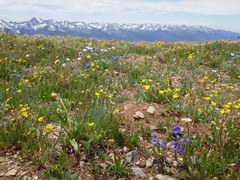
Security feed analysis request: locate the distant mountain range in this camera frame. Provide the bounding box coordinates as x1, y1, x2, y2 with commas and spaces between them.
0, 17, 240, 42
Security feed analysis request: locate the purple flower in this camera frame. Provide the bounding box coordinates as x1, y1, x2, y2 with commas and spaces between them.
111, 56, 118, 61
171, 125, 182, 139
184, 137, 190, 143
25, 68, 30, 73
152, 131, 158, 138
15, 73, 21, 78
151, 131, 158, 144
159, 141, 166, 149
171, 125, 181, 134
151, 137, 158, 144
71, 64, 76, 69
84, 63, 90, 69
170, 140, 184, 154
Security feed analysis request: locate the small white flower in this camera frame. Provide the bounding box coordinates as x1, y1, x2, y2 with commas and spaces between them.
77, 57, 82, 61
82, 49, 87, 52
66, 58, 70, 61
61, 63, 67, 68
87, 55, 91, 59
181, 117, 192, 122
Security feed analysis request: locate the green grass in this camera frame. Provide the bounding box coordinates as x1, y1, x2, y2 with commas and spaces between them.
0, 32, 239, 179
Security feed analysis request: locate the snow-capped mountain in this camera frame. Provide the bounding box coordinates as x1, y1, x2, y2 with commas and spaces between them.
1, 17, 239, 42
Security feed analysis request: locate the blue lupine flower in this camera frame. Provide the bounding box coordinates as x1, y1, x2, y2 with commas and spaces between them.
184, 137, 190, 143
170, 140, 184, 154
151, 137, 158, 144
171, 125, 182, 139
25, 68, 30, 73
111, 56, 118, 61
160, 141, 166, 149
84, 63, 90, 69
151, 131, 158, 144
15, 73, 21, 78
152, 131, 158, 138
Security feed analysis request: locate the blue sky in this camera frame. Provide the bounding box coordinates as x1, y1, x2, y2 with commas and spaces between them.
0, 0, 240, 32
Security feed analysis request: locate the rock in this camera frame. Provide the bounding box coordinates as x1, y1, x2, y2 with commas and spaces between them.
125, 150, 138, 164
146, 157, 155, 167
172, 161, 178, 167
5, 168, 18, 176
123, 146, 129, 153
133, 111, 144, 119
131, 167, 146, 178
165, 157, 173, 165
155, 174, 176, 180
147, 106, 156, 115
0, 157, 5, 162
135, 158, 146, 167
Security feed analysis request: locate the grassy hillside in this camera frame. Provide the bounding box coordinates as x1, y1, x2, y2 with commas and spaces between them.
0, 33, 239, 179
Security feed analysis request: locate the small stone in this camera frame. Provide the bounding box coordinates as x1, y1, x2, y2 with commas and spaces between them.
114, 71, 119, 76
146, 157, 154, 167
0, 157, 5, 162
155, 174, 176, 180
5, 168, 18, 176
131, 167, 146, 178
136, 158, 146, 167
133, 111, 144, 119
172, 161, 178, 167
123, 146, 129, 153
125, 150, 138, 164
165, 157, 173, 164
147, 106, 155, 115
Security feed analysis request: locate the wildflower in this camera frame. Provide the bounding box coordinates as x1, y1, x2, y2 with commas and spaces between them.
111, 56, 118, 61
181, 117, 192, 122
114, 109, 119, 114
25, 68, 30, 73
159, 90, 165, 94
144, 85, 150, 90
174, 88, 180, 92
15, 73, 21, 78
171, 125, 182, 139
84, 63, 90, 69
165, 88, 172, 93
172, 93, 179, 99
224, 109, 230, 114
157, 41, 164, 47
170, 140, 184, 154
38, 116, 43, 122
223, 104, 230, 109
22, 111, 28, 118
203, 97, 210, 101
95, 92, 100, 96
88, 122, 95, 128
90, 63, 95, 67
141, 79, 146, 83
20, 107, 27, 112
211, 101, 217, 106
45, 124, 53, 133
151, 131, 159, 144
220, 109, 225, 114
159, 141, 166, 149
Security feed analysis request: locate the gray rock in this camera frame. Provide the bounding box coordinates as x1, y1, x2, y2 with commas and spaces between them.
146, 157, 154, 167
133, 111, 144, 119
155, 174, 176, 180
147, 106, 156, 115
131, 167, 146, 178
125, 150, 138, 164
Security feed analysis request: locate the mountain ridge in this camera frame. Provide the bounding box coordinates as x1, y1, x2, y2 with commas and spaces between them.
0, 17, 239, 42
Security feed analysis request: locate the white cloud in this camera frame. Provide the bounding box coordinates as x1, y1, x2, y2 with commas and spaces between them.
1, 0, 240, 15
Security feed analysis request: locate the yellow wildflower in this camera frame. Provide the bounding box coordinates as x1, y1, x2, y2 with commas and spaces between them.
172, 93, 179, 99
211, 102, 217, 106
159, 90, 165, 94
88, 122, 95, 128
157, 41, 164, 47
22, 111, 28, 118
38, 116, 43, 122
144, 85, 151, 90
45, 124, 53, 133
95, 92, 100, 96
